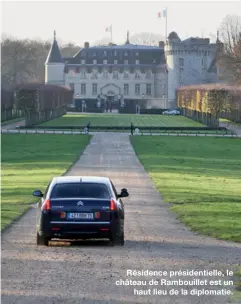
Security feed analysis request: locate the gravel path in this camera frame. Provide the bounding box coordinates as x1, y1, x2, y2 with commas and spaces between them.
2, 133, 241, 304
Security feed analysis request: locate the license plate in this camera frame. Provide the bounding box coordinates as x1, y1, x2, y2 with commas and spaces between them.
67, 213, 94, 219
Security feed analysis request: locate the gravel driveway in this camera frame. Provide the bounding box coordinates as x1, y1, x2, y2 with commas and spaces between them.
2, 133, 241, 304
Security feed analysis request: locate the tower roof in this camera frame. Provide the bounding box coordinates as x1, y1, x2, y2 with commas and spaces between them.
168, 31, 180, 40
45, 31, 63, 64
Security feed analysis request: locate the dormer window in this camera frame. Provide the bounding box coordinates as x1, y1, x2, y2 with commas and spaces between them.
93, 59, 97, 64
124, 51, 128, 56
81, 59, 85, 64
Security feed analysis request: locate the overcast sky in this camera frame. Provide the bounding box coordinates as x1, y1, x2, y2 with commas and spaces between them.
1, 1, 241, 46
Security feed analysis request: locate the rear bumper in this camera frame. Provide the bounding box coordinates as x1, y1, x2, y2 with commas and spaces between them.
39, 221, 118, 240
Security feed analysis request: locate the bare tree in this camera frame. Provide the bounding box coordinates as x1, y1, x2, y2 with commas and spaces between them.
218, 15, 241, 82
1, 36, 81, 89
129, 32, 164, 45
93, 32, 165, 46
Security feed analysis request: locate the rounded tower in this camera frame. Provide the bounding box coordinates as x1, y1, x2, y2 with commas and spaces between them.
45, 31, 65, 85
164, 31, 181, 109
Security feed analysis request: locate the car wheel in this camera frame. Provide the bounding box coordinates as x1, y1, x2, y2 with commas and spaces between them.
120, 232, 125, 246
36, 232, 49, 246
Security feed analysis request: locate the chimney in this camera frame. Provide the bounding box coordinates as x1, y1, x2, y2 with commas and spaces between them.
159, 41, 164, 48
84, 42, 89, 48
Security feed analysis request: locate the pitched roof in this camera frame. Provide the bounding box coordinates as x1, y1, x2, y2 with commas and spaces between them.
45, 32, 63, 64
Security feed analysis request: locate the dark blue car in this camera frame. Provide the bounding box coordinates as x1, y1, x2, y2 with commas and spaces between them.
33, 176, 129, 246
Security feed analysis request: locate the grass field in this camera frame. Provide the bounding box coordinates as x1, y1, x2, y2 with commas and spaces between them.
39, 113, 204, 127
1, 134, 91, 230
131, 136, 241, 242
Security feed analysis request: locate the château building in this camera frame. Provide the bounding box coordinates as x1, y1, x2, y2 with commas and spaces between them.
45, 31, 221, 110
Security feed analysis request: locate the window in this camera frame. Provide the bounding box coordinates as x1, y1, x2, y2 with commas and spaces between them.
135, 60, 139, 65
93, 52, 96, 57
81, 59, 85, 64
50, 183, 111, 199
114, 51, 117, 56
75, 67, 80, 73
93, 59, 97, 64
146, 71, 152, 79
103, 60, 107, 64
124, 84, 129, 95
179, 58, 184, 67
124, 51, 128, 56
91, 70, 98, 79
113, 71, 119, 79
104, 51, 107, 56
92, 83, 97, 95
80, 70, 86, 78
124, 72, 129, 79
103, 70, 108, 79
146, 84, 151, 95
69, 83, 74, 91
124, 60, 128, 64
81, 84, 86, 95
114, 60, 118, 64
202, 68, 206, 76
136, 52, 139, 56
135, 72, 140, 79
135, 84, 140, 95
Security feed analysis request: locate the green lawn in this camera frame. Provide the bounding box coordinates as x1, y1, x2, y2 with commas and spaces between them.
1, 134, 91, 230
131, 136, 241, 242
39, 113, 204, 128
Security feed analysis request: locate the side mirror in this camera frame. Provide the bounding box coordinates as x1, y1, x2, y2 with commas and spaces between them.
119, 188, 129, 198
33, 190, 43, 197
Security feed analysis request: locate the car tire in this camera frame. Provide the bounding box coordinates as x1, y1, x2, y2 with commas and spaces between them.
36, 232, 49, 246
109, 232, 124, 246
120, 232, 125, 246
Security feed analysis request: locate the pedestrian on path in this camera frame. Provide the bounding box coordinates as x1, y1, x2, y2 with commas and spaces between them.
130, 123, 134, 135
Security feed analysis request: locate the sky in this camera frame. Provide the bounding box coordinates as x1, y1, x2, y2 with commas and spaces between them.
1, 0, 241, 46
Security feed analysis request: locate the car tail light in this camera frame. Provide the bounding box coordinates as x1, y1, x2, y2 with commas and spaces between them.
41, 199, 51, 211
100, 228, 109, 231
52, 227, 60, 231
110, 199, 117, 211
95, 212, 100, 219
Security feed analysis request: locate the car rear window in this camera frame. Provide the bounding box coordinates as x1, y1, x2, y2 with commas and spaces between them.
50, 183, 111, 199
